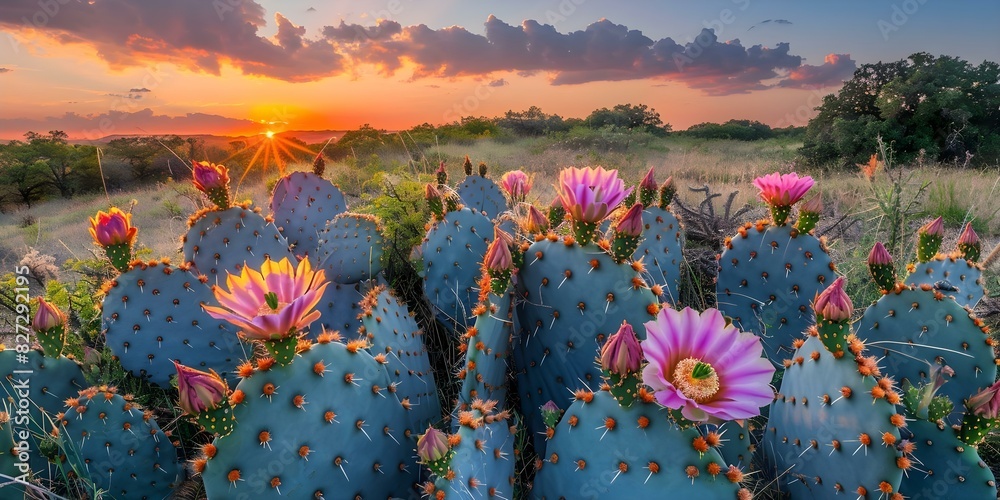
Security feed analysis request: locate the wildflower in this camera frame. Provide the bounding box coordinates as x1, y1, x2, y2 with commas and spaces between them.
641, 307, 774, 422
192, 161, 229, 192
752, 172, 814, 226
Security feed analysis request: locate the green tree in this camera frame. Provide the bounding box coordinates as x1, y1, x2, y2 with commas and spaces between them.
586, 104, 670, 136
105, 135, 184, 179
0, 148, 50, 206
21, 130, 98, 198
801, 53, 1000, 167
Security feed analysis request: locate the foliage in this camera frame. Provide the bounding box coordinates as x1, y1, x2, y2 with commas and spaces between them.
105, 134, 185, 179
802, 53, 1000, 167
680, 119, 803, 141
585, 103, 671, 136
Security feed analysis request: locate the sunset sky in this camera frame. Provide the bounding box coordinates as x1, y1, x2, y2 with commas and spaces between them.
0, 0, 997, 140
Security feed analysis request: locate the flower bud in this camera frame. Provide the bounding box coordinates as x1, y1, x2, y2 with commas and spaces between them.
968, 380, 1000, 419
813, 276, 852, 322
89, 207, 137, 247
416, 425, 450, 463
192, 161, 229, 192
614, 203, 644, 237
600, 321, 643, 374
32, 297, 66, 333
174, 361, 229, 415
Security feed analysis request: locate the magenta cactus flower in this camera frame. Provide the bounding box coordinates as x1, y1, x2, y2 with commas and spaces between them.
752, 172, 814, 226
32, 297, 65, 333
641, 307, 775, 422
614, 203, 645, 238
500, 170, 532, 202
600, 321, 643, 375
89, 207, 137, 248
174, 361, 229, 415
556, 166, 633, 224
813, 276, 852, 322
192, 161, 229, 192
203, 257, 328, 343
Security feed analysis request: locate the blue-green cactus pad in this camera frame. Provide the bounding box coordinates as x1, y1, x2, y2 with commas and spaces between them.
182, 206, 295, 284
102, 261, 248, 387
456, 175, 506, 220
717, 223, 835, 367
270, 171, 347, 258
906, 256, 986, 308
316, 213, 385, 284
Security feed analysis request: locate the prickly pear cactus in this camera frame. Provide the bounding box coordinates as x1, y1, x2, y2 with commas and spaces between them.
456, 173, 506, 220
0, 349, 86, 489
765, 333, 906, 499
634, 206, 683, 305
270, 171, 347, 258
312, 280, 364, 339
182, 205, 295, 283
197, 336, 417, 499
906, 256, 986, 308
514, 235, 659, 452
56, 386, 182, 499
357, 286, 440, 435
101, 260, 248, 387
717, 222, 835, 366
700, 420, 754, 471
856, 284, 996, 418
424, 401, 515, 500
534, 389, 744, 498
899, 417, 997, 498
315, 213, 385, 284
419, 207, 495, 332
457, 291, 513, 409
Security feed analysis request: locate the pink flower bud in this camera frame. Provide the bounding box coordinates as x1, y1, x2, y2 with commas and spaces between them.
867, 242, 893, 266
525, 205, 549, 233
800, 194, 823, 214
600, 321, 643, 374
615, 203, 645, 237
425, 183, 441, 201
88, 207, 137, 247
639, 167, 657, 192
484, 237, 513, 272
919, 216, 944, 237
32, 297, 66, 333
174, 361, 228, 415
957, 222, 979, 246
968, 379, 1000, 419
813, 276, 853, 321
416, 425, 450, 463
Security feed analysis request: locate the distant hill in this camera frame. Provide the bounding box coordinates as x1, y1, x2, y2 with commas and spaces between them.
63, 130, 347, 147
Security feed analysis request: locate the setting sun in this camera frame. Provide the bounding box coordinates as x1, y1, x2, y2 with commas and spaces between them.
265, 130, 275, 139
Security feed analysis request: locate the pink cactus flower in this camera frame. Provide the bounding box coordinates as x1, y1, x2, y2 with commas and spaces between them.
601, 321, 643, 375
556, 166, 633, 223
203, 257, 328, 341
640, 167, 657, 192
500, 170, 532, 201
32, 297, 66, 333
88, 207, 137, 247
641, 307, 775, 422
192, 161, 230, 192
752, 172, 814, 207
868, 242, 893, 266
813, 276, 853, 321
968, 379, 1000, 419
174, 361, 229, 415
614, 203, 645, 237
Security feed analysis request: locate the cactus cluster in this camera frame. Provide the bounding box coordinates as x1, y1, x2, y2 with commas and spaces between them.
11, 153, 1000, 500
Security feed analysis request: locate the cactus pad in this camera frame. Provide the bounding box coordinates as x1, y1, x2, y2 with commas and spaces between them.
182, 206, 295, 284
456, 175, 506, 220
315, 213, 385, 284
717, 223, 836, 366
270, 171, 347, 258
906, 256, 986, 308
102, 260, 248, 387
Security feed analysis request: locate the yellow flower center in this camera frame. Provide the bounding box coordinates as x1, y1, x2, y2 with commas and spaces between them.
672, 357, 720, 403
